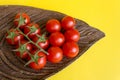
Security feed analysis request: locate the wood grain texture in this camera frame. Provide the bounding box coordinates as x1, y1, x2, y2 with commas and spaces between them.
0, 5, 105, 80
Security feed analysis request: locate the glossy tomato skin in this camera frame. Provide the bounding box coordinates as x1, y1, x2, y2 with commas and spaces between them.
24, 23, 41, 38
47, 47, 63, 63
49, 32, 65, 46
26, 43, 33, 51
38, 40, 49, 50
61, 16, 75, 30
14, 13, 30, 29
32, 36, 49, 49
64, 29, 80, 42
6, 29, 24, 45
14, 35, 24, 44
16, 40, 32, 59
16, 40, 32, 51
46, 19, 61, 33
27, 50, 37, 60
62, 42, 79, 58
29, 52, 47, 70
16, 51, 29, 59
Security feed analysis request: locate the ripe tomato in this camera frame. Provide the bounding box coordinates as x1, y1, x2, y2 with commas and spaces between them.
62, 42, 79, 58
24, 23, 41, 39
6, 29, 24, 45
16, 51, 29, 59
27, 50, 37, 60
16, 40, 32, 59
64, 29, 80, 42
61, 16, 75, 30
29, 52, 47, 70
32, 36, 49, 49
49, 32, 65, 46
47, 47, 63, 63
46, 19, 61, 33
14, 13, 30, 29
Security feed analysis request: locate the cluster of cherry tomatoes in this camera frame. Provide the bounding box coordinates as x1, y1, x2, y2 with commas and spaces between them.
6, 13, 80, 70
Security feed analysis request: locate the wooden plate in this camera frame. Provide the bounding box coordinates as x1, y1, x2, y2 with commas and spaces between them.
0, 5, 105, 80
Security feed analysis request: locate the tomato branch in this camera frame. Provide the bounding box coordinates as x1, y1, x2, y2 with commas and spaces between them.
16, 27, 48, 55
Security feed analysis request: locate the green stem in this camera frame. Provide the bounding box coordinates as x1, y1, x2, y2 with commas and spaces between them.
16, 28, 48, 55
26, 31, 31, 36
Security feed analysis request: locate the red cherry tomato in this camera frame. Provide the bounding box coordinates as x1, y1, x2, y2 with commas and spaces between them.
47, 47, 63, 63
6, 29, 24, 45
14, 13, 30, 29
32, 36, 49, 50
24, 23, 41, 38
16, 51, 29, 59
62, 42, 79, 58
61, 16, 75, 30
16, 40, 32, 59
46, 19, 61, 33
29, 52, 47, 70
27, 50, 37, 60
64, 29, 80, 42
49, 32, 65, 46
38, 40, 49, 49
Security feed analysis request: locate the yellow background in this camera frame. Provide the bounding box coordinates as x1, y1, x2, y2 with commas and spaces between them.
0, 0, 120, 80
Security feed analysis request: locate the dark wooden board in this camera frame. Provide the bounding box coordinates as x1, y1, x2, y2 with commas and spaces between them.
0, 5, 105, 80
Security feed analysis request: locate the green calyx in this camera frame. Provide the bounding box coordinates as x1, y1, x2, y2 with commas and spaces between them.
12, 44, 27, 58
24, 51, 43, 66
37, 33, 46, 43
29, 25, 38, 33
32, 53, 40, 64
7, 31, 16, 39
6, 31, 16, 43
14, 44, 27, 57
15, 13, 25, 27
19, 44, 27, 53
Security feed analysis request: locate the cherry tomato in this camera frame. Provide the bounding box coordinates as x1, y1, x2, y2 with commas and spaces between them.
49, 32, 65, 46
16, 40, 32, 59
46, 19, 61, 33
24, 23, 41, 39
29, 52, 47, 70
14, 13, 30, 29
47, 47, 63, 63
6, 29, 24, 45
64, 29, 80, 42
62, 42, 79, 58
32, 36, 49, 49
30, 44, 38, 52
16, 52, 29, 59
61, 16, 75, 30
27, 50, 37, 60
